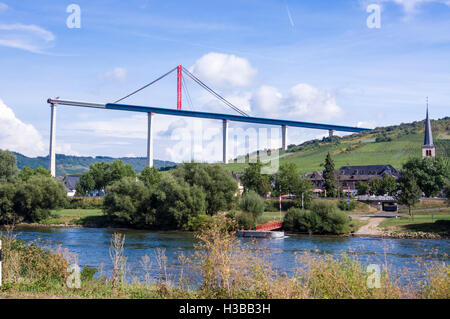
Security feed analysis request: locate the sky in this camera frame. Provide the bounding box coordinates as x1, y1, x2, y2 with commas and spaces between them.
0, 0, 449, 163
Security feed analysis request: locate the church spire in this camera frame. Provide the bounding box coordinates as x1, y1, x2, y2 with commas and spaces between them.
422, 97, 435, 158
424, 97, 434, 146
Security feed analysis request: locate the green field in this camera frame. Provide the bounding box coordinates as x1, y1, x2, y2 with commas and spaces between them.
225, 117, 449, 174
380, 214, 450, 236
43, 208, 104, 226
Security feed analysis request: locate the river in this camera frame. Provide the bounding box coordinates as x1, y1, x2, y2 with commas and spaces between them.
3, 226, 449, 284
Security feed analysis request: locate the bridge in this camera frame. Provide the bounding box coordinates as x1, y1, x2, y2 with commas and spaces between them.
46, 65, 371, 177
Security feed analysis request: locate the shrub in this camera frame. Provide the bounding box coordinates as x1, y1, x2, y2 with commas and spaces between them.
236, 212, 255, 230
0, 176, 67, 224
283, 201, 352, 235
184, 214, 214, 231
240, 190, 265, 220
338, 200, 357, 211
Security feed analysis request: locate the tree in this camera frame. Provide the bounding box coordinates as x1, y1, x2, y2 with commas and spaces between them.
153, 174, 206, 229
444, 180, 450, 203
356, 181, 370, 195
103, 177, 152, 227
369, 175, 397, 196
139, 166, 162, 188
323, 153, 337, 197
0, 149, 17, 182
240, 190, 265, 221
396, 170, 421, 220
12, 176, 67, 223
75, 173, 95, 196
241, 160, 272, 196
173, 163, 238, 215
18, 166, 51, 181
402, 157, 449, 197
88, 160, 136, 192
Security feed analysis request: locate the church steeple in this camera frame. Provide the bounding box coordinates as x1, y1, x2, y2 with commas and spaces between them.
422, 97, 435, 158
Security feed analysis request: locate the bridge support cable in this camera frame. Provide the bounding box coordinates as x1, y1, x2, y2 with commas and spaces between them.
182, 67, 249, 117
114, 67, 178, 103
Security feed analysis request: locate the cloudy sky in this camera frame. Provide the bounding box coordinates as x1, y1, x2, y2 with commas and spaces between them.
0, 0, 449, 162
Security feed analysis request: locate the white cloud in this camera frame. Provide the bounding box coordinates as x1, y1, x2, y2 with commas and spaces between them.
55, 143, 80, 156
252, 83, 343, 121
0, 23, 55, 53
357, 121, 377, 129
252, 85, 283, 114
189, 52, 257, 87
103, 67, 127, 82
0, 98, 45, 157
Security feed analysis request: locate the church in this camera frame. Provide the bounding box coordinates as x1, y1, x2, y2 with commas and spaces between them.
422, 105, 435, 158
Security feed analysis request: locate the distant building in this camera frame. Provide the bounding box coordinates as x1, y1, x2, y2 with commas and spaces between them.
422, 105, 435, 158
338, 165, 399, 193
62, 175, 80, 197
307, 165, 400, 195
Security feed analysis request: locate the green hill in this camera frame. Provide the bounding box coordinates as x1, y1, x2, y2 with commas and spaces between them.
225, 117, 450, 174
14, 153, 177, 177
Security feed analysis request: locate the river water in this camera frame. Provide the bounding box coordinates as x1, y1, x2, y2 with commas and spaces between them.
4, 226, 449, 284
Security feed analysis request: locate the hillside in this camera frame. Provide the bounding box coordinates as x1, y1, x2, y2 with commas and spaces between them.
225, 117, 450, 174
14, 153, 177, 177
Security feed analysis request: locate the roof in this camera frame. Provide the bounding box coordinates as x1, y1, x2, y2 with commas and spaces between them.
63, 175, 80, 191
424, 107, 434, 146
338, 165, 399, 177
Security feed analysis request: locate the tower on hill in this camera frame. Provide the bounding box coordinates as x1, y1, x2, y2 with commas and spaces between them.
422, 98, 435, 158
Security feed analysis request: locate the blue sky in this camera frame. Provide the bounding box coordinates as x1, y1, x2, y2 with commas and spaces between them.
0, 0, 449, 162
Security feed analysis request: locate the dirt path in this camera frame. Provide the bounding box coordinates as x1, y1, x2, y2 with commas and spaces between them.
354, 217, 386, 236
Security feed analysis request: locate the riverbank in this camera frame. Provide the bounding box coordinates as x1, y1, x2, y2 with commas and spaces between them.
1, 226, 449, 299
6, 207, 449, 240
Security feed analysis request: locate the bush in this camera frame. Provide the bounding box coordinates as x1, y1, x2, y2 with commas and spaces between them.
283, 201, 352, 235
184, 214, 213, 231
337, 200, 357, 211
0, 176, 67, 224
103, 174, 207, 230
103, 177, 152, 227
236, 212, 255, 230
65, 197, 104, 209
240, 191, 265, 220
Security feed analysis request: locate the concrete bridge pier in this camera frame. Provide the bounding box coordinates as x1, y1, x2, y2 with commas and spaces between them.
223, 119, 229, 164
147, 112, 154, 167
281, 125, 288, 151
49, 103, 56, 177
329, 129, 335, 137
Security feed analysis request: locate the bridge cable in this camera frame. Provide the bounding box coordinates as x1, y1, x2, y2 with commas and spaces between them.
182, 67, 249, 117
114, 67, 178, 103
182, 74, 194, 110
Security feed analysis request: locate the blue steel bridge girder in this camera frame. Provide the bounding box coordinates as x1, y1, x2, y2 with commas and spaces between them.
105, 103, 370, 133
46, 98, 371, 174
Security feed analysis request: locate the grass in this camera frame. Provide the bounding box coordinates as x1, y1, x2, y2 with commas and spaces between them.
380, 214, 450, 236
39, 209, 107, 227
1, 217, 449, 299
224, 118, 450, 174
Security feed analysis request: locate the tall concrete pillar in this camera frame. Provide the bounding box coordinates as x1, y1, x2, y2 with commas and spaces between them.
223, 119, 229, 164
281, 125, 288, 151
147, 112, 154, 167
49, 103, 56, 177
329, 129, 335, 137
